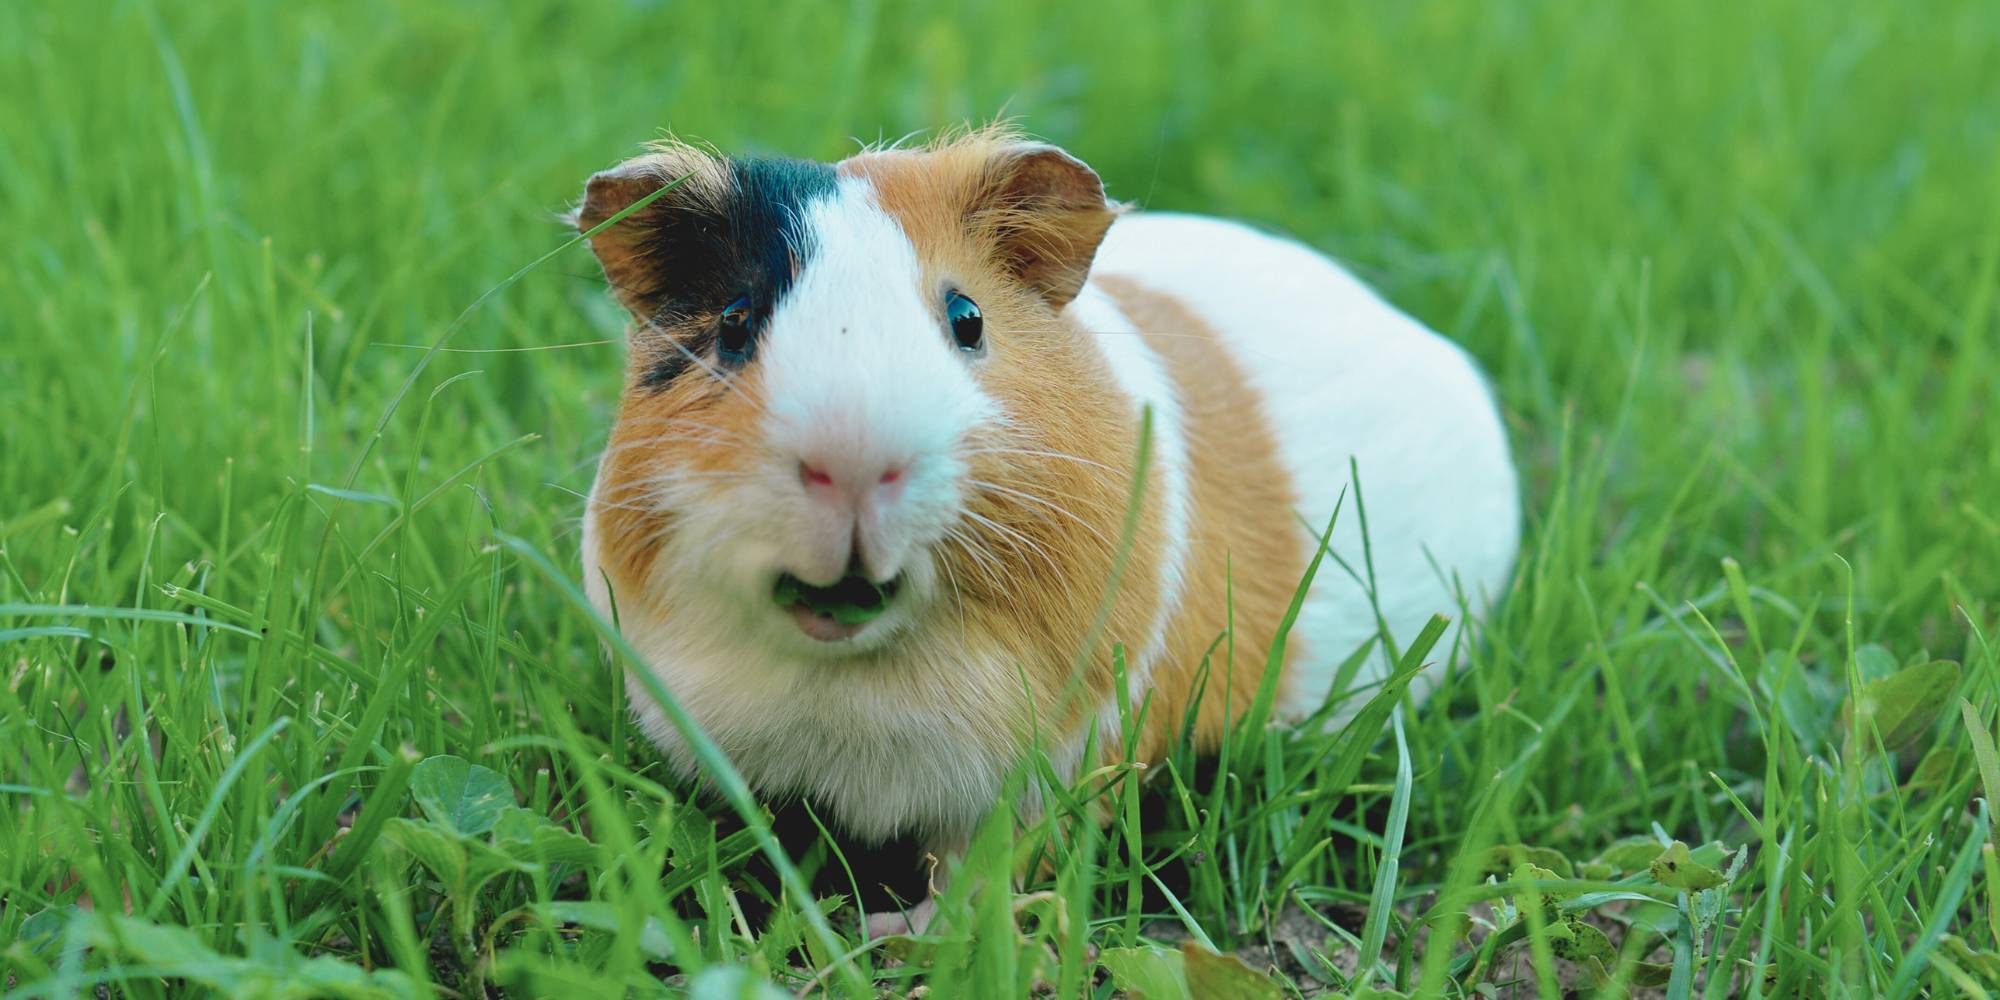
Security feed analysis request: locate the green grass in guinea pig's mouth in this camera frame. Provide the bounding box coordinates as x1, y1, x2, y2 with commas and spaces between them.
773, 572, 900, 624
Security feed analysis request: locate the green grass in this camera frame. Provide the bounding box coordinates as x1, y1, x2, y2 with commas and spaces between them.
3, 1, 1999, 996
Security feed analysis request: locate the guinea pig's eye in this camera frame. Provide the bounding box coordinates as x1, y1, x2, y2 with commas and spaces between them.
944, 291, 983, 353
717, 296, 756, 364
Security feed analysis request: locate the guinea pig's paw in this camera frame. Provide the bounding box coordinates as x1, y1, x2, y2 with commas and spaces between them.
863, 896, 938, 939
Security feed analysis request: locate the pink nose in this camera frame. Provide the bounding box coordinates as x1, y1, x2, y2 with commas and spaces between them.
799, 459, 905, 505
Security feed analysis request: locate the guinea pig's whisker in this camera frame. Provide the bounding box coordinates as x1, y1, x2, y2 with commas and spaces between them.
596, 438, 723, 459
633, 311, 780, 423
592, 440, 748, 465
642, 332, 728, 385
966, 423, 1107, 465
959, 446, 1118, 474
613, 415, 759, 442
578, 498, 660, 515
959, 508, 1065, 578
561, 474, 755, 518
661, 468, 757, 480
594, 272, 653, 300
635, 312, 742, 390
958, 532, 1019, 592
938, 525, 1010, 593
965, 479, 1118, 548
652, 475, 755, 492
944, 546, 1008, 600
559, 482, 685, 514
543, 482, 601, 504
627, 481, 750, 508
978, 474, 1124, 516
945, 523, 1013, 582
933, 552, 971, 635
622, 432, 739, 451
556, 452, 607, 478
940, 521, 993, 563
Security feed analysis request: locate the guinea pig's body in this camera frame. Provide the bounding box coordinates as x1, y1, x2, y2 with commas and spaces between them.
576, 129, 1517, 923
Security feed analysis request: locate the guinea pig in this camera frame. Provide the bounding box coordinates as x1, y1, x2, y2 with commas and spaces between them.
574, 126, 1518, 932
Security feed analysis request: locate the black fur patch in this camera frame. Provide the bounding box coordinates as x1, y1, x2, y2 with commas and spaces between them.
633, 156, 838, 388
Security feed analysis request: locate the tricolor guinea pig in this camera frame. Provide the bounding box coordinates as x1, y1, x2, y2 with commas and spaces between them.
574, 127, 1518, 929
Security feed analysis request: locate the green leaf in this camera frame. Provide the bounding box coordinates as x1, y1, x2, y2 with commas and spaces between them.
1100, 945, 1189, 999
463, 837, 533, 895
1872, 660, 1968, 748
1856, 643, 1900, 683
1512, 862, 1567, 924
1845, 660, 1961, 750
1904, 742, 1956, 790
1613, 899, 1684, 935
1766, 649, 1837, 750
492, 807, 597, 867
1551, 918, 1616, 962
17, 906, 79, 956
1479, 844, 1575, 878
1648, 841, 1727, 892
1594, 835, 1667, 873
1181, 943, 1281, 1000
686, 964, 791, 999
665, 805, 720, 870
410, 754, 516, 835
380, 816, 469, 889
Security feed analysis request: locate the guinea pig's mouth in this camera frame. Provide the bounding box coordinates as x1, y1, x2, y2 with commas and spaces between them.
772, 572, 902, 643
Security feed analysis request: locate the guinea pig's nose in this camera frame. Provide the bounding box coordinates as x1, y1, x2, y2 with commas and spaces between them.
798, 458, 906, 507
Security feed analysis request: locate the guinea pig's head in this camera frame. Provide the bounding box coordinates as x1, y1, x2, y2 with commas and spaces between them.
579, 130, 1131, 661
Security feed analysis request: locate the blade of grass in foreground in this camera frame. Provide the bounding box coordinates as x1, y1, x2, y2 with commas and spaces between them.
1355, 706, 1413, 990
498, 533, 867, 995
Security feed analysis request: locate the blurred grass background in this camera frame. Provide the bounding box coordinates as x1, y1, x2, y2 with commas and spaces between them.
2, 0, 1998, 996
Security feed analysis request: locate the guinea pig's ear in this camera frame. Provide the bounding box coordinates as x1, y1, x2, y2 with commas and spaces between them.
574, 142, 731, 320
970, 144, 1119, 309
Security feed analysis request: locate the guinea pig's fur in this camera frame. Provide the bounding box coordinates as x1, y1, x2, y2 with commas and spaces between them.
575, 126, 1519, 927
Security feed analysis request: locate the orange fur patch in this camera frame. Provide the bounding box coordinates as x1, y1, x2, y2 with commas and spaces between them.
1093, 275, 1307, 762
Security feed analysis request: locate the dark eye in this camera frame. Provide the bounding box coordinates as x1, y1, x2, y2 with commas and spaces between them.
718, 296, 755, 363
945, 291, 983, 353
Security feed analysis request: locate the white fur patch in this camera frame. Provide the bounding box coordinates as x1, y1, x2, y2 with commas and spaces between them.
1091, 213, 1520, 724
